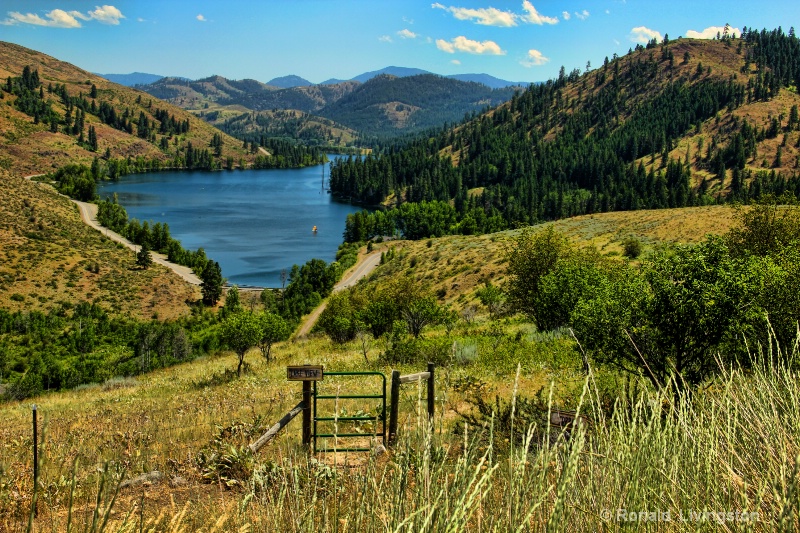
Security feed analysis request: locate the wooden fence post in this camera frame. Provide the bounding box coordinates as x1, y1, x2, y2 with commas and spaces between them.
302, 381, 312, 448
249, 401, 306, 453
388, 370, 400, 447
427, 362, 435, 421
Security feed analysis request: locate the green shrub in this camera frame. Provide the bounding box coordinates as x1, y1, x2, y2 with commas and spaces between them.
621, 236, 643, 259
380, 336, 453, 366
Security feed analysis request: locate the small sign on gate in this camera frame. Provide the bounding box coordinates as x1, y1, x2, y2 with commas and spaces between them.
287, 365, 324, 381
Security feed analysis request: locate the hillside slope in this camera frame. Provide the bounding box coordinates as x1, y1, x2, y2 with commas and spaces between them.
0, 41, 254, 177
330, 31, 800, 224
0, 41, 266, 318
0, 169, 196, 319
363, 205, 739, 311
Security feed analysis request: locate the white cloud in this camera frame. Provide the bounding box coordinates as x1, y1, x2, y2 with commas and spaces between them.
432, 2, 557, 27
1, 5, 125, 27
520, 48, 549, 67
403, 16, 415, 24
575, 10, 589, 21
137, 17, 145, 22
451, 59, 461, 65
562, 11, 570, 20
397, 28, 417, 39
379, 35, 393, 42
605, 9, 611, 15
436, 36, 505, 55
2, 9, 82, 27
88, 5, 124, 25
686, 25, 741, 39
432, 3, 517, 27
196, 14, 206, 22
520, 1, 558, 25
630, 26, 662, 44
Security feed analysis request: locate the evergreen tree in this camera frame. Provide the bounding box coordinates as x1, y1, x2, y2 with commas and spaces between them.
200, 260, 224, 306
136, 242, 153, 269
88, 125, 98, 151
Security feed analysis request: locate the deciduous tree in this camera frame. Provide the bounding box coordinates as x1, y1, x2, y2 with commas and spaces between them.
221, 312, 261, 376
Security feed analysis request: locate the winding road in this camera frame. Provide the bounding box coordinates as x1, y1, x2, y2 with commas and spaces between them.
294, 250, 383, 338
74, 199, 202, 285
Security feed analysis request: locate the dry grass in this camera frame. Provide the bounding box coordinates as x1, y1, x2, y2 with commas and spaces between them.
2, 329, 798, 531
0, 169, 197, 319
370, 205, 737, 310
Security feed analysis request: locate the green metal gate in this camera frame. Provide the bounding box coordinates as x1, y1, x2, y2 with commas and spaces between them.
312, 371, 386, 453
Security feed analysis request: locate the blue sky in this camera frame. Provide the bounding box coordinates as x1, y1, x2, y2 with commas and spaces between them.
2, 1, 799, 84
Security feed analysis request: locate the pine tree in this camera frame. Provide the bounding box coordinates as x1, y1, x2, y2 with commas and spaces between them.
88, 125, 98, 151
136, 243, 153, 269
201, 261, 224, 306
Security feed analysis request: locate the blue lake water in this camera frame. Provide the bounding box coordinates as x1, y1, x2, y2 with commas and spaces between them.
97, 159, 361, 288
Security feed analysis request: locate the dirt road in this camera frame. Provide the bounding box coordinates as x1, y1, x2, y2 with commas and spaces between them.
26, 173, 202, 286
294, 250, 383, 338
74, 199, 202, 285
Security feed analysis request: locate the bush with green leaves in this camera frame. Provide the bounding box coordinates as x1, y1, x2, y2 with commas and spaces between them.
506, 211, 800, 388
504, 226, 573, 326
379, 336, 453, 366
621, 236, 643, 258
257, 312, 291, 362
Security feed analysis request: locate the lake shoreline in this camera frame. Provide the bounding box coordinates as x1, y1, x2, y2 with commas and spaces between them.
97, 156, 362, 288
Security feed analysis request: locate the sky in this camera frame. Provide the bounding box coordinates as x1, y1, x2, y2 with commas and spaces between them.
1, 1, 799, 84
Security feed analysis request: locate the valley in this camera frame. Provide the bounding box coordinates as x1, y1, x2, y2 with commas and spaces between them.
1, 19, 800, 531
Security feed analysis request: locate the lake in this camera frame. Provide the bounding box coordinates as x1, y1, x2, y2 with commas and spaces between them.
97, 158, 361, 288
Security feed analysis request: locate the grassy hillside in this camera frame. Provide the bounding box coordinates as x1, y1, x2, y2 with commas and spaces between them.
367, 205, 739, 311
0, 169, 197, 320
2, 203, 797, 531
0, 41, 254, 176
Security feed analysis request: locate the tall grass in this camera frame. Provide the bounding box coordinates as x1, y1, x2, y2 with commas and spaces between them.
4, 336, 800, 531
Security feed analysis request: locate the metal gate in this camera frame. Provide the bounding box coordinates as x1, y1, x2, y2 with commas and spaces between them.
312, 371, 386, 453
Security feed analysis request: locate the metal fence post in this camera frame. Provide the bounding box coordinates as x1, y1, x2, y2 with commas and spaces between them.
32, 404, 38, 518
427, 362, 435, 421
388, 370, 400, 447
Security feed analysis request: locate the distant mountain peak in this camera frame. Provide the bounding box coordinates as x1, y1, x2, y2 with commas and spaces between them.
268, 75, 313, 89
350, 66, 431, 84
96, 72, 165, 87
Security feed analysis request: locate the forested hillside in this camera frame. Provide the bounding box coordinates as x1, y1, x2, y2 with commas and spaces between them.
0, 42, 327, 178
331, 28, 800, 240
201, 108, 360, 148
0, 42, 259, 177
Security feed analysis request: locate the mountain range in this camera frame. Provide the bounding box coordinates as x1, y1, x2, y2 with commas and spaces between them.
98, 66, 529, 89
138, 70, 521, 139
